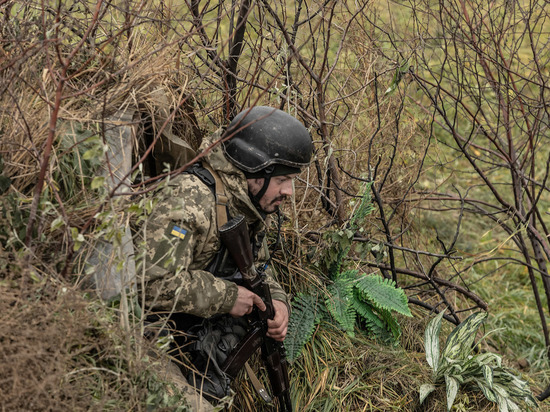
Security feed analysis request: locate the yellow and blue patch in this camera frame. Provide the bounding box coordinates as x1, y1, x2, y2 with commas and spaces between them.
170, 225, 187, 240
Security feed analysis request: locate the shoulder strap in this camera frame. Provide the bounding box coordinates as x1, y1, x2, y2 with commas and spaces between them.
201, 162, 229, 228
184, 162, 229, 228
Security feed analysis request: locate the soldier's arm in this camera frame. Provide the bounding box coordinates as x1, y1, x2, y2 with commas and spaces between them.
140, 175, 239, 318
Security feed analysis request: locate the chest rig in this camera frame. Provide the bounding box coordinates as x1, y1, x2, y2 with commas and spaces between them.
184, 162, 263, 280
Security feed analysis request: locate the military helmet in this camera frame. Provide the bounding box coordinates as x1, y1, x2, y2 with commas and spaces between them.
223, 106, 313, 174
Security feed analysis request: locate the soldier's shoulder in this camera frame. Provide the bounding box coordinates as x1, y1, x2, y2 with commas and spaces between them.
170, 172, 216, 197
151, 172, 215, 212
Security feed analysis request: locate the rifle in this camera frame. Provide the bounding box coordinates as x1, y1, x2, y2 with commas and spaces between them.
219, 215, 293, 412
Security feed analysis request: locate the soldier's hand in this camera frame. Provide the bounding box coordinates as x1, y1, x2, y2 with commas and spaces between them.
229, 286, 266, 317
267, 299, 289, 342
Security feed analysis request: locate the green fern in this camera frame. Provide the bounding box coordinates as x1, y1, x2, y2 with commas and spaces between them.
349, 181, 374, 229
376, 305, 402, 342
285, 293, 323, 363
355, 274, 412, 317
286, 272, 412, 360
325, 273, 356, 336
351, 294, 393, 341
286, 183, 412, 361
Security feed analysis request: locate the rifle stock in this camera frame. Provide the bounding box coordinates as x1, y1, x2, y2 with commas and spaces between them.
219, 215, 292, 412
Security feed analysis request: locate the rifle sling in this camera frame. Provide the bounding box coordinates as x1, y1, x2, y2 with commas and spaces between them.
222, 325, 264, 378
222, 325, 274, 402
202, 162, 229, 228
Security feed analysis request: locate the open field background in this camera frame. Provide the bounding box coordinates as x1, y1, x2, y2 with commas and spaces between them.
1, 0, 549, 410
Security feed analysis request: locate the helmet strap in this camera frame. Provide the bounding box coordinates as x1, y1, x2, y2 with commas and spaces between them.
248, 165, 274, 212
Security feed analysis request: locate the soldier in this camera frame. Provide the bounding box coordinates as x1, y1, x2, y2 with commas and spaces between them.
140, 106, 313, 410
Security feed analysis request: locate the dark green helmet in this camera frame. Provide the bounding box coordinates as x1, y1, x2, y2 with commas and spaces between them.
223, 106, 313, 175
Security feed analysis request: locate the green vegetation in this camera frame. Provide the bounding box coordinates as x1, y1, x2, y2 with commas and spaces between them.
421, 311, 538, 411
285, 184, 412, 362
1, 0, 548, 410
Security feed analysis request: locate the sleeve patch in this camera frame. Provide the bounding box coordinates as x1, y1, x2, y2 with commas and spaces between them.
170, 225, 188, 240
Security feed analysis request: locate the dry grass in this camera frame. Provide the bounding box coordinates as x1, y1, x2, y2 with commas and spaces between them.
0, 258, 130, 410
0, 251, 193, 411
229, 318, 502, 412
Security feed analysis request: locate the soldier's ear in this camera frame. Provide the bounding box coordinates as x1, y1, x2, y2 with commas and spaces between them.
246, 178, 265, 196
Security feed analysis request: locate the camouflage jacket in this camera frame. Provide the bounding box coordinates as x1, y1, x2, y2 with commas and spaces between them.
139, 130, 288, 318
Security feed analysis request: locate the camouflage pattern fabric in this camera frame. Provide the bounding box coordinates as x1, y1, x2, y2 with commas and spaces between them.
138, 129, 289, 318
150, 349, 215, 412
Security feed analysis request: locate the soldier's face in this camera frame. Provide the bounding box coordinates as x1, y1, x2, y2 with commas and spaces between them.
247, 174, 297, 214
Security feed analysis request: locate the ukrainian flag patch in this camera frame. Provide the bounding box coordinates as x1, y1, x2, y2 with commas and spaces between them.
170, 225, 187, 240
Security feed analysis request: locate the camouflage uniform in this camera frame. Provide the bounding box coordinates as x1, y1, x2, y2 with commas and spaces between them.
138, 129, 291, 408
141, 129, 289, 316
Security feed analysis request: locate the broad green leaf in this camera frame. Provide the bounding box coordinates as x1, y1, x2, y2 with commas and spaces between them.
445, 375, 459, 411
442, 312, 487, 361
425, 310, 445, 374
482, 364, 493, 389
384, 59, 411, 96
495, 393, 509, 412
82, 147, 100, 160
475, 380, 497, 402
419, 383, 436, 404
50, 216, 64, 231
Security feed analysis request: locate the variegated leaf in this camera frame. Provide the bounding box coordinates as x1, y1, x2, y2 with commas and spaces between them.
425, 310, 446, 374
507, 398, 521, 412
475, 380, 497, 403
419, 383, 436, 404
475, 352, 501, 367
482, 364, 493, 389
442, 311, 487, 361
495, 393, 509, 412
445, 375, 459, 411
493, 383, 511, 398
525, 394, 538, 409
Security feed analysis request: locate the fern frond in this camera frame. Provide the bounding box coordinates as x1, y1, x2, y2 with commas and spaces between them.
351, 293, 394, 342
375, 305, 401, 342
355, 274, 412, 317
351, 293, 384, 330
335, 269, 359, 282
325, 276, 356, 336
285, 293, 322, 363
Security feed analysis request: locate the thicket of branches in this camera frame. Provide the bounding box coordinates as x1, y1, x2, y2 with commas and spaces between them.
372, 0, 550, 352
1, 0, 489, 314
1, 0, 548, 407
371, 0, 550, 398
